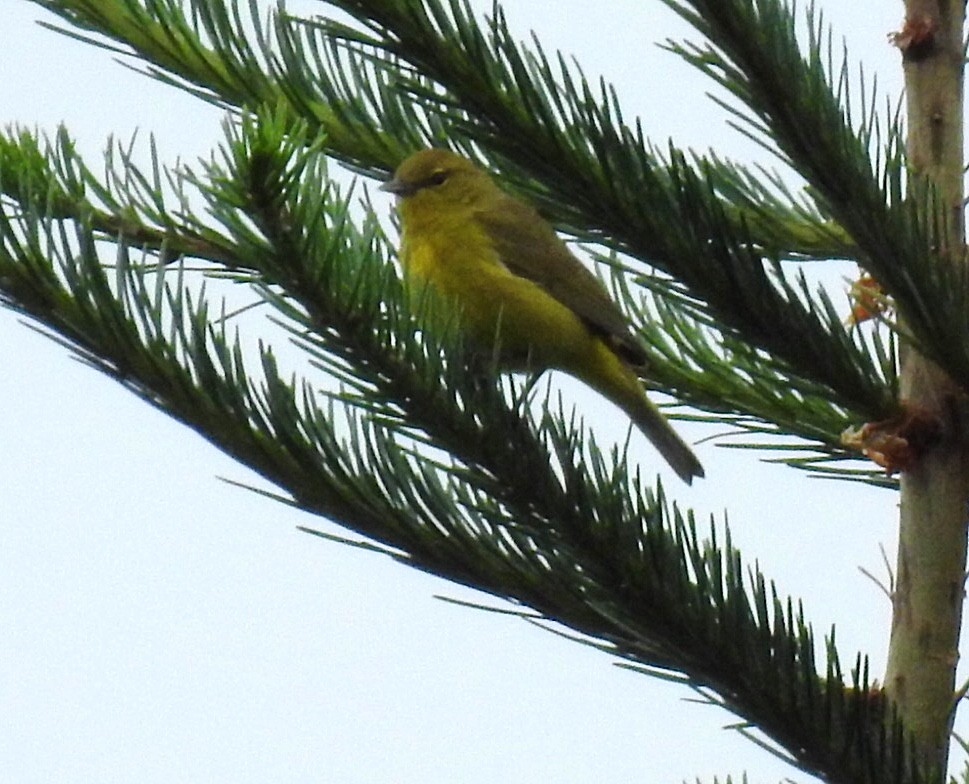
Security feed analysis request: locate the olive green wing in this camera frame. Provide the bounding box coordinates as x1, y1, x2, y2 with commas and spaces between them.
475, 197, 648, 366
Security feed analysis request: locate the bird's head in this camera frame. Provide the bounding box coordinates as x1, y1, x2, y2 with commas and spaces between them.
381, 148, 494, 213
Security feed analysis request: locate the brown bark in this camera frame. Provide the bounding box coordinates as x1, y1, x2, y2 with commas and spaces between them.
884, 1, 968, 774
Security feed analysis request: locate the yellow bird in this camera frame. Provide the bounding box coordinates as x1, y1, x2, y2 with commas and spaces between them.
381, 148, 704, 485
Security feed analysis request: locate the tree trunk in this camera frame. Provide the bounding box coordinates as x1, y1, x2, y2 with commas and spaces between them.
885, 1, 968, 775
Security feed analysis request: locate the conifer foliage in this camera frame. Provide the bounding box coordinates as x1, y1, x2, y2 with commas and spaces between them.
2, 1, 967, 781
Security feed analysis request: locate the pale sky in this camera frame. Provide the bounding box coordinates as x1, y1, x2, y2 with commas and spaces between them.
0, 2, 934, 782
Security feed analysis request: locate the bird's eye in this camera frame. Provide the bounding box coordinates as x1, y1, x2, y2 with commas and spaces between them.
425, 170, 449, 187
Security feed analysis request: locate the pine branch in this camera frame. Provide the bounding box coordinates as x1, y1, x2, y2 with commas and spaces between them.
299, 1, 897, 421
29, 0, 407, 168
278, 4, 894, 482
12, 1, 964, 778
563, 250, 897, 485
0, 105, 926, 783
0, 117, 893, 481
661, 0, 969, 406
621, 275, 897, 486
13, 0, 901, 477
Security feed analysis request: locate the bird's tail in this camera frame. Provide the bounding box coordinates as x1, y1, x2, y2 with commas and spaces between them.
628, 397, 704, 485
578, 344, 704, 485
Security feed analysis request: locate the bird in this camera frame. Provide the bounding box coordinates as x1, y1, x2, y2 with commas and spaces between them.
380, 148, 703, 484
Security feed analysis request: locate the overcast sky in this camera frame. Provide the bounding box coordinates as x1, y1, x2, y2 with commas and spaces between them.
0, 2, 939, 782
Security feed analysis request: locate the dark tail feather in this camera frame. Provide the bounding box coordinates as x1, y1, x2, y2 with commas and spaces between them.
632, 401, 704, 485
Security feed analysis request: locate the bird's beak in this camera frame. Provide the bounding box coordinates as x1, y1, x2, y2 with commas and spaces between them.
379, 177, 416, 196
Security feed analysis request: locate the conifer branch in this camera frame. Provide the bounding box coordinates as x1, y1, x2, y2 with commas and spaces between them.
29, 0, 901, 432
0, 103, 925, 783
287, 0, 901, 475
7, 1, 962, 779
301, 1, 897, 422
661, 0, 969, 402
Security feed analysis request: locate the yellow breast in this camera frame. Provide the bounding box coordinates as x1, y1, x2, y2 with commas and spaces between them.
398, 214, 596, 369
